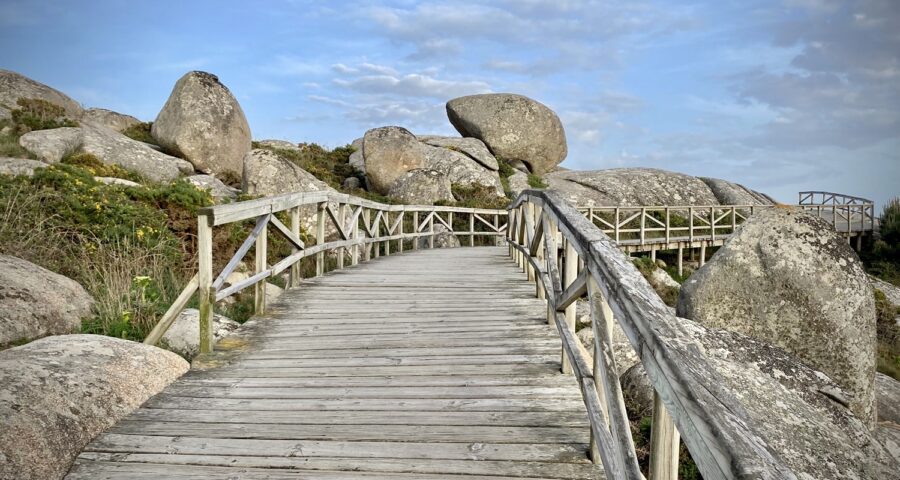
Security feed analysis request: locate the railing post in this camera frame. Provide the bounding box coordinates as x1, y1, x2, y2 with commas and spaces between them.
351, 207, 360, 265
375, 210, 382, 258
364, 208, 372, 261
337, 203, 347, 269
470, 212, 476, 247
290, 206, 301, 288
254, 216, 268, 314
384, 211, 391, 256
398, 210, 405, 253
677, 243, 683, 278
688, 207, 694, 244
412, 210, 419, 251
614, 207, 620, 243
700, 243, 706, 267
665, 207, 670, 244
316, 201, 326, 276
649, 390, 680, 480
710, 207, 716, 242
640, 207, 646, 246
428, 208, 435, 249
198, 213, 214, 354
562, 238, 577, 374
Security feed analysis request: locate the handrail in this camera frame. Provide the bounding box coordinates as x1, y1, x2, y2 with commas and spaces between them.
579, 201, 874, 246
798, 191, 873, 205
508, 190, 804, 479
144, 191, 508, 350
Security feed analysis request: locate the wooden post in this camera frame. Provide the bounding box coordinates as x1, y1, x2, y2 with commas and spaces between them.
614, 207, 620, 243
562, 239, 578, 374
677, 244, 683, 278
316, 202, 326, 276
351, 207, 360, 265
290, 206, 301, 288
650, 248, 656, 262
665, 207, 670, 244
364, 208, 372, 261
254, 217, 268, 314
700, 243, 706, 267
649, 391, 680, 480
640, 207, 646, 245
534, 205, 545, 300
198, 213, 214, 354
428, 209, 435, 249
383, 211, 391, 256
412, 210, 419, 251
689, 206, 694, 243
398, 211, 405, 253
374, 211, 382, 258
337, 204, 346, 269
470, 212, 475, 247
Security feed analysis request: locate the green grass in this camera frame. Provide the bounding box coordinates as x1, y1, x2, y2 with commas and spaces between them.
10, 98, 78, 133
255, 142, 362, 191
120, 121, 157, 145
527, 173, 548, 189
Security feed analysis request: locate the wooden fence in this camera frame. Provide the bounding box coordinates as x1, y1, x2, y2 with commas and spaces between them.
508, 190, 813, 479
144, 191, 508, 351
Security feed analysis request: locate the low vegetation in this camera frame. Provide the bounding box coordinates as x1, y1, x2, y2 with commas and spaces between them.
254, 141, 363, 191
120, 121, 157, 145
875, 288, 900, 379
632, 256, 680, 307
863, 197, 900, 287
9, 98, 78, 133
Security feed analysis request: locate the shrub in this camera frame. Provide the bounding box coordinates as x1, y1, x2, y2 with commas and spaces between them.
527, 173, 548, 189
441, 184, 510, 210
496, 157, 515, 197
0, 119, 33, 158
10, 98, 78, 133
62, 152, 144, 182
862, 197, 900, 287
120, 121, 156, 145
256, 142, 361, 190
875, 288, 900, 380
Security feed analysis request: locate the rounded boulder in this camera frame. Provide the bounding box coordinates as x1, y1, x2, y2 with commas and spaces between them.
446, 93, 566, 175
152, 71, 251, 178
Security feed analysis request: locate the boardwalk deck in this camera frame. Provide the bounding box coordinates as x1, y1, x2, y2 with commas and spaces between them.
67, 247, 604, 480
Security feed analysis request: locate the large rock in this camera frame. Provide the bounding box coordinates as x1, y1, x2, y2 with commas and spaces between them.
242, 149, 335, 233
0, 255, 94, 347
877, 373, 900, 425
507, 170, 530, 197
0, 69, 83, 120
446, 94, 566, 175
388, 168, 453, 204
363, 126, 425, 193
417, 224, 460, 249
677, 207, 877, 426
0, 335, 188, 480
242, 148, 332, 197
0, 158, 45, 177
418, 135, 499, 171
421, 144, 504, 197
161, 308, 240, 359
255, 139, 298, 151
152, 71, 251, 178
620, 363, 653, 417
81, 124, 193, 182
18, 127, 82, 163
348, 137, 365, 175
184, 174, 238, 202
81, 108, 140, 132
700, 177, 774, 205
545, 168, 721, 207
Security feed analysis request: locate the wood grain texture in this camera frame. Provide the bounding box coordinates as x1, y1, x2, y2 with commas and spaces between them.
71, 247, 603, 480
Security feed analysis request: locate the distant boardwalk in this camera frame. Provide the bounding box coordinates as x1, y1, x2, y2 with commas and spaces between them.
67, 248, 603, 479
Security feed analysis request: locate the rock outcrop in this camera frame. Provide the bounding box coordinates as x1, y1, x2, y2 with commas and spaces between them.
0, 158, 45, 177
507, 170, 530, 197
545, 168, 721, 206
255, 139, 298, 151
418, 135, 499, 171
152, 71, 251, 178
0, 255, 94, 347
81, 108, 140, 132
241, 148, 331, 197
700, 177, 774, 205
421, 144, 504, 197
18, 126, 82, 163
0, 69, 83, 120
387, 168, 454, 204
0, 335, 188, 480
446, 94, 566, 175
81, 124, 194, 182
348, 137, 365, 175
362, 126, 424, 193
877, 373, 900, 425
184, 174, 239, 202
161, 308, 240, 359
677, 207, 877, 426
417, 224, 460, 249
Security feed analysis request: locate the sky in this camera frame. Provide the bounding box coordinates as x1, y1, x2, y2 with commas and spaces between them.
1, 0, 897, 206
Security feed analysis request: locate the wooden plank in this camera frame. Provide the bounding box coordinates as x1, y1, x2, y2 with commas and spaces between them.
211, 214, 269, 291
143, 274, 198, 346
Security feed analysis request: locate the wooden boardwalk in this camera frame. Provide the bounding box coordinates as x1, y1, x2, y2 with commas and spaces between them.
67, 247, 603, 479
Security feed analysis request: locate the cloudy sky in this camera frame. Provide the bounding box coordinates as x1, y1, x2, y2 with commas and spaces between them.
1, 0, 897, 205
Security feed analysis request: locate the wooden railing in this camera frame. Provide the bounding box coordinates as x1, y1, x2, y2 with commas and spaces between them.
580, 199, 874, 247
144, 191, 508, 350
508, 190, 803, 479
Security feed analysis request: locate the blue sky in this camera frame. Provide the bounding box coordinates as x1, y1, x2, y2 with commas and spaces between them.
1, 0, 897, 206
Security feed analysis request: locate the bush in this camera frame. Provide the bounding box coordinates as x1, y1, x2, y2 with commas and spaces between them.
120, 121, 156, 145
0, 119, 33, 158
862, 197, 900, 287
875, 288, 900, 380
62, 152, 144, 182
10, 98, 78, 133
527, 173, 548, 189
256, 142, 362, 190
440, 184, 510, 210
